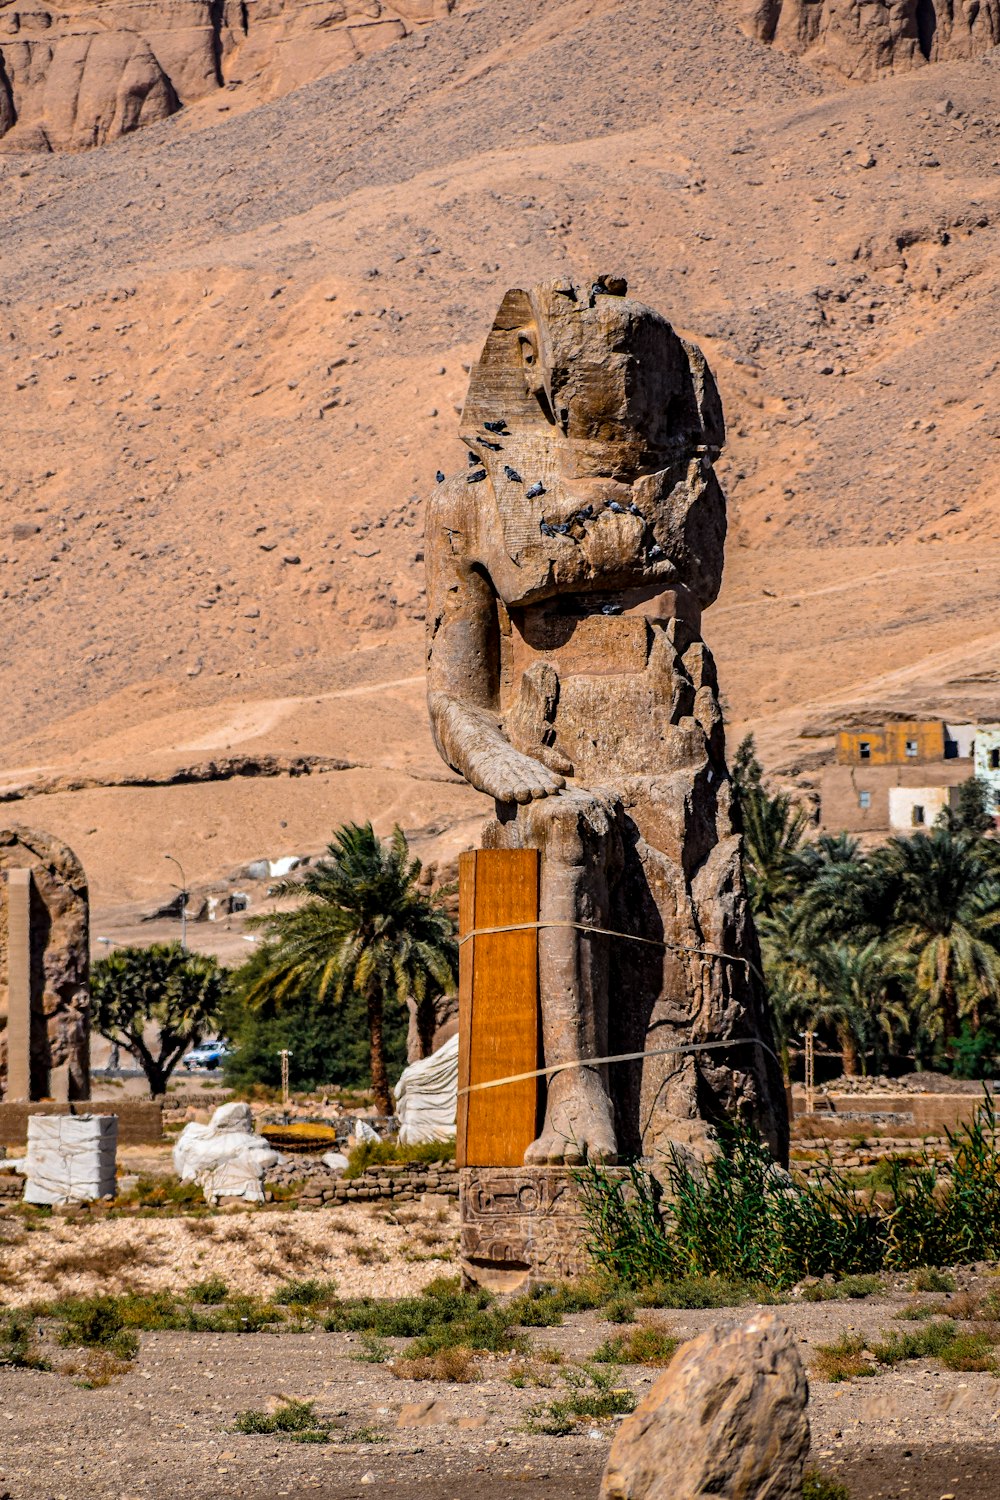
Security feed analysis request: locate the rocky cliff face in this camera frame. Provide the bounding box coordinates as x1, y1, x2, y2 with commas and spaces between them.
0, 0, 455, 151
736, 0, 1000, 79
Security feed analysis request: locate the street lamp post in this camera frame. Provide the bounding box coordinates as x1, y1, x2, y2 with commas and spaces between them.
163, 854, 189, 952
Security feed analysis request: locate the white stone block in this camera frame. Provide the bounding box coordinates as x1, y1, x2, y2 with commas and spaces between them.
24, 1114, 118, 1204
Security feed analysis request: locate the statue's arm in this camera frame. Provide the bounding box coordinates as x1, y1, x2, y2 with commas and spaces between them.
425, 493, 564, 805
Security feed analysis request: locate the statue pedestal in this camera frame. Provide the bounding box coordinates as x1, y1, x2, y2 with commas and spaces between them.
459, 1164, 629, 1291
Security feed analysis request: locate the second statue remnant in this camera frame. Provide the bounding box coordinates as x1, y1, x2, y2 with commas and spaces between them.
426, 276, 787, 1172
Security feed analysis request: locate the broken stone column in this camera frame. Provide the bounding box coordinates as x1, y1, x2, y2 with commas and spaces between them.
0, 826, 90, 1102
600, 1315, 810, 1500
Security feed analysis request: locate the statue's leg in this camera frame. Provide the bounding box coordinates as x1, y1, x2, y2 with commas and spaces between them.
496, 789, 623, 1166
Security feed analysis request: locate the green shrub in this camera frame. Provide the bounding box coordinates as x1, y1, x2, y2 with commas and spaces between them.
342, 1137, 455, 1180
273, 1278, 338, 1308
799, 1275, 882, 1302
802, 1471, 852, 1500
580, 1100, 1000, 1288
233, 1399, 331, 1442
592, 1325, 678, 1366
54, 1297, 139, 1362
635, 1275, 778, 1309
526, 1365, 635, 1436
0, 1311, 50, 1370
911, 1267, 955, 1293
188, 1276, 228, 1304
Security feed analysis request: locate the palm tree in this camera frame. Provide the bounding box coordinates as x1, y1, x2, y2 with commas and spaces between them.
248, 823, 457, 1113
802, 940, 907, 1076
740, 784, 810, 917
877, 827, 1000, 1052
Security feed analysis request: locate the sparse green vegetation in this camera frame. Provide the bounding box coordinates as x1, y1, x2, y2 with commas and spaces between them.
581, 1101, 1000, 1289
0, 1311, 50, 1371
799, 1275, 882, 1302
342, 1136, 455, 1179
814, 1316, 1000, 1380
802, 1471, 852, 1500
592, 1323, 678, 1366
233, 1399, 332, 1443
525, 1364, 636, 1436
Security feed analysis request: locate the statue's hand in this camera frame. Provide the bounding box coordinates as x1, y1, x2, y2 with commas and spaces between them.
468, 742, 566, 804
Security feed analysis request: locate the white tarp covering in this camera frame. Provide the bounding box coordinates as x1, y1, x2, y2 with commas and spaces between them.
394, 1032, 459, 1145
173, 1101, 281, 1204
24, 1114, 118, 1205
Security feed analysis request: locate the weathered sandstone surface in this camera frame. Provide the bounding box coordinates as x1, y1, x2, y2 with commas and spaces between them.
0, 825, 90, 1101
735, 0, 1000, 79
601, 1315, 810, 1500
0, 0, 455, 151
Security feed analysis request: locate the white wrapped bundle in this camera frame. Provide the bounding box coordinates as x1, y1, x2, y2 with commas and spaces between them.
173, 1101, 281, 1203
394, 1033, 459, 1145
24, 1114, 118, 1205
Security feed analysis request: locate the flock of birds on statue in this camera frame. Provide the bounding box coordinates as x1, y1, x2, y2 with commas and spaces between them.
435, 427, 662, 558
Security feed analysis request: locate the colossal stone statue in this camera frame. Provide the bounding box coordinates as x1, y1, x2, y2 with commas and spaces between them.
426, 276, 787, 1170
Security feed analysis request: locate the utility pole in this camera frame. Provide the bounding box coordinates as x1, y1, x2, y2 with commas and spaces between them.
804, 1030, 815, 1116
164, 854, 189, 951
280, 1050, 292, 1118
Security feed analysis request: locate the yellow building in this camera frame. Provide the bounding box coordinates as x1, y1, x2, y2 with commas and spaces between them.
835, 720, 945, 767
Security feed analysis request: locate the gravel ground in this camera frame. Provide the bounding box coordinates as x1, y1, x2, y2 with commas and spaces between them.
0, 1199, 458, 1305
5, 1249, 1000, 1499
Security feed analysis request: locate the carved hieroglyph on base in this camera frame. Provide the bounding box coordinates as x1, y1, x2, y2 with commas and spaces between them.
426, 277, 786, 1199
459, 1165, 629, 1289
0, 826, 90, 1103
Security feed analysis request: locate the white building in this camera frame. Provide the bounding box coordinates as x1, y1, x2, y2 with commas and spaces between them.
944, 722, 978, 760
974, 725, 1000, 812
888, 785, 960, 832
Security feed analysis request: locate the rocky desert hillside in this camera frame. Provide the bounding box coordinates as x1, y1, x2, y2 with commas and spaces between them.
2, 0, 1000, 943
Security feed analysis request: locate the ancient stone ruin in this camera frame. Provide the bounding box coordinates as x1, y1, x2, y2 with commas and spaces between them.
0, 825, 90, 1103
426, 275, 787, 1185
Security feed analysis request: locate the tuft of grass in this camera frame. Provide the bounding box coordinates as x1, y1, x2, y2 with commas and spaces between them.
273, 1278, 338, 1309
188, 1276, 228, 1304
799, 1275, 882, 1303
635, 1275, 778, 1309
812, 1334, 877, 1383
601, 1294, 636, 1324
911, 1267, 956, 1293
868, 1320, 957, 1366
592, 1323, 679, 1367
392, 1346, 480, 1383
0, 1311, 50, 1371
526, 1364, 635, 1436
354, 1333, 390, 1364
233, 1399, 331, 1442
63, 1349, 134, 1388
347, 1424, 388, 1444
342, 1138, 455, 1180
802, 1470, 852, 1500
54, 1297, 140, 1362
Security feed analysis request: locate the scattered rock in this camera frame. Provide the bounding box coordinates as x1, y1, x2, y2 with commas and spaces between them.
600, 1314, 810, 1500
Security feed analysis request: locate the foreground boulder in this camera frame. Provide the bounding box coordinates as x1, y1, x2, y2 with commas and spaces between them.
600, 1314, 810, 1500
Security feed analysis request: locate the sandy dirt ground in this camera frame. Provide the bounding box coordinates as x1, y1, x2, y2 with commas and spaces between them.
4, 1243, 1000, 1500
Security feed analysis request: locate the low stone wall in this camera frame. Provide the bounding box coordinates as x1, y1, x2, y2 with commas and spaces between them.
793, 1092, 997, 1140
0, 1101, 163, 1147
266, 1159, 459, 1206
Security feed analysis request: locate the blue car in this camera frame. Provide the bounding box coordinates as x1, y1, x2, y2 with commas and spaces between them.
182, 1038, 231, 1072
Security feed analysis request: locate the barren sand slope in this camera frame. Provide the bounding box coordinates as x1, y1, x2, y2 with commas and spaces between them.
2, 0, 999, 936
